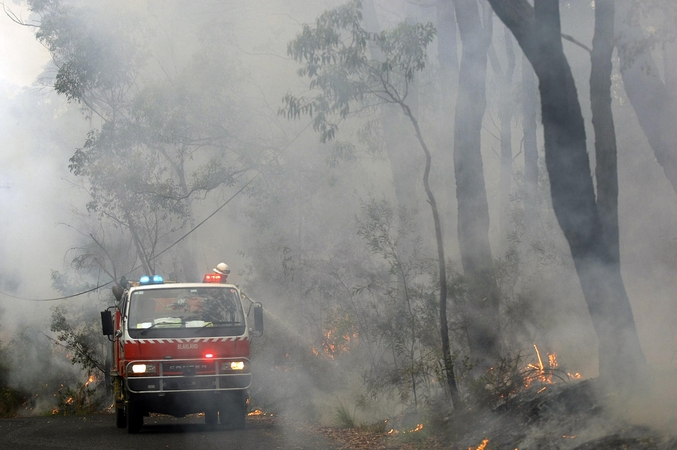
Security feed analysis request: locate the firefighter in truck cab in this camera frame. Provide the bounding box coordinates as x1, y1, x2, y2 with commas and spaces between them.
100, 265, 263, 433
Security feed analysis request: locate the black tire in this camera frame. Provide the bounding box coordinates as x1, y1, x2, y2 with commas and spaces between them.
205, 409, 218, 426
115, 404, 126, 428
126, 403, 143, 434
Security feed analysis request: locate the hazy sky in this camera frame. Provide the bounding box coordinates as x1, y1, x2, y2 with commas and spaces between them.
0, 3, 49, 92
0, 4, 81, 316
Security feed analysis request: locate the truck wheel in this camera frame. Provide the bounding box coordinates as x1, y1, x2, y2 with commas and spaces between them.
205, 409, 218, 426
127, 403, 143, 434
115, 405, 126, 428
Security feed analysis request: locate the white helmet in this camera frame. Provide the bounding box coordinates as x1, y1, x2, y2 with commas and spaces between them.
214, 262, 230, 275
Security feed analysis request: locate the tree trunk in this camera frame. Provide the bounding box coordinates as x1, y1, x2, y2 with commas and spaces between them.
452, 0, 500, 372
400, 103, 460, 407
489, 26, 517, 247
615, 0, 677, 197
488, 0, 646, 390
522, 53, 539, 227
362, 0, 421, 216
364, 0, 459, 404
437, 0, 459, 75
590, 0, 619, 263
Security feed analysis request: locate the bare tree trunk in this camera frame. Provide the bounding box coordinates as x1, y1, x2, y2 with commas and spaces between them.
591, 0, 619, 262
489, 26, 517, 247
522, 54, 539, 226
488, 0, 646, 391
400, 103, 460, 407
436, 0, 459, 233
452, 0, 500, 372
615, 0, 677, 197
437, 0, 459, 75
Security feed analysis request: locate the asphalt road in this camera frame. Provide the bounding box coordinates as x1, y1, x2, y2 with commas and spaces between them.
0, 414, 338, 450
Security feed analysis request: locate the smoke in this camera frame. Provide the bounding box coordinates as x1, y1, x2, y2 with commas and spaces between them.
0, 0, 674, 443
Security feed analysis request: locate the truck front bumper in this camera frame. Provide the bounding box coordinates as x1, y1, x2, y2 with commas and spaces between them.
125, 357, 251, 394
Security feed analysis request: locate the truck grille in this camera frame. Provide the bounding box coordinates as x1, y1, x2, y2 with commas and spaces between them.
126, 358, 251, 394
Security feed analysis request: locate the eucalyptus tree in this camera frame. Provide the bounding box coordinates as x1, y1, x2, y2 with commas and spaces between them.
590, 0, 620, 263
280, 0, 460, 404
449, 0, 501, 374
616, 0, 677, 197
26, 0, 249, 280
488, 26, 516, 247
488, 0, 646, 390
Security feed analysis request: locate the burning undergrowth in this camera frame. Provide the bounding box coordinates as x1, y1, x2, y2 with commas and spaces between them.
447, 377, 677, 450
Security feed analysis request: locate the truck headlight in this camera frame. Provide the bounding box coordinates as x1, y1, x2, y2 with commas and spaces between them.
131, 363, 157, 374
221, 361, 247, 371
230, 361, 245, 371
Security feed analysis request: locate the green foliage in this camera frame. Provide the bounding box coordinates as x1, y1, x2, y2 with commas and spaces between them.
0, 341, 26, 418
29, 0, 146, 106
0, 386, 25, 418
53, 381, 104, 415
4, 326, 97, 415
334, 400, 356, 428
50, 305, 106, 375
280, 0, 436, 143
464, 354, 527, 410
352, 199, 449, 409
30, 0, 258, 280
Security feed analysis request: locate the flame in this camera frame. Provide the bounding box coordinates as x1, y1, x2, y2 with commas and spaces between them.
84, 375, 96, 387
410, 423, 424, 432
247, 409, 268, 417
523, 345, 584, 389
386, 423, 424, 436
318, 327, 358, 359
524, 345, 562, 387
469, 438, 489, 450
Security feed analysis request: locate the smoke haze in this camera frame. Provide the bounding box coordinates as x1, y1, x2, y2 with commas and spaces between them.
0, 0, 674, 443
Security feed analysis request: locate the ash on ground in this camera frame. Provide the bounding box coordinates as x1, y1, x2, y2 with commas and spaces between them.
447, 378, 677, 450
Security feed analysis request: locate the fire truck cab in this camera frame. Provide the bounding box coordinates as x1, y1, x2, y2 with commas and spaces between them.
101, 274, 263, 433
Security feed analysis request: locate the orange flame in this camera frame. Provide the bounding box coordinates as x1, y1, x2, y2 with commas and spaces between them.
410, 423, 424, 432
524, 344, 583, 388
469, 438, 489, 450
319, 327, 358, 359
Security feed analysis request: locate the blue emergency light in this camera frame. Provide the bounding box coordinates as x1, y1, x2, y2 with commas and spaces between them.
139, 275, 164, 285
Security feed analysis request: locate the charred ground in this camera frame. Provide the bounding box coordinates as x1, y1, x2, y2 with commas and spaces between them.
311, 378, 677, 449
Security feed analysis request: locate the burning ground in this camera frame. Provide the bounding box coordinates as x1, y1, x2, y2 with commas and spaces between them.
253, 332, 677, 449
299, 377, 677, 449
446, 378, 677, 450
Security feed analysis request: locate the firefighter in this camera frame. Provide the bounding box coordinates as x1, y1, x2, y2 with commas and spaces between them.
213, 262, 230, 283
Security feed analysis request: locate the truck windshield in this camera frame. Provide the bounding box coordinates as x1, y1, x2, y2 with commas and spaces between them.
127, 286, 245, 338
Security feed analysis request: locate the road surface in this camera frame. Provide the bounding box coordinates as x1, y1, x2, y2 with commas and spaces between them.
0, 414, 339, 450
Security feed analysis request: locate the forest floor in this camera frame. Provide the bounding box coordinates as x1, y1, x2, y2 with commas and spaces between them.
300, 379, 677, 449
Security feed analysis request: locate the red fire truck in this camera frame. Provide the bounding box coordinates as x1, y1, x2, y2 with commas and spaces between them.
100, 273, 263, 433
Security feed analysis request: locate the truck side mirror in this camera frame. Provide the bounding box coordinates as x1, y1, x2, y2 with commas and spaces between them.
101, 310, 114, 336
253, 304, 263, 335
